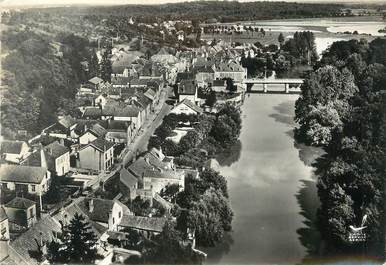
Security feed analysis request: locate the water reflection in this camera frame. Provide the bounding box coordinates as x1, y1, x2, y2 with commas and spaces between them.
216, 140, 242, 167
296, 179, 322, 264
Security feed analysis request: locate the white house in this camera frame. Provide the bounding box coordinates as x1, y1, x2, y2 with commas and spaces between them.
22, 142, 70, 177
170, 99, 203, 115
0, 164, 51, 195
78, 198, 132, 231
178, 79, 198, 103
0, 140, 30, 164
78, 138, 115, 172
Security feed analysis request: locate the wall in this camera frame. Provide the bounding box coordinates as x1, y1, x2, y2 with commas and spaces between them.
170, 104, 197, 115
79, 146, 114, 172
79, 132, 98, 145
55, 152, 70, 176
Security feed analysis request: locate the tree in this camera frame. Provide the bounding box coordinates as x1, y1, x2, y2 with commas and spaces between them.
88, 49, 99, 78
205, 90, 217, 107
186, 189, 233, 247
200, 169, 229, 198
100, 48, 112, 82
278, 32, 285, 47
62, 213, 98, 263
160, 183, 181, 203
143, 221, 202, 264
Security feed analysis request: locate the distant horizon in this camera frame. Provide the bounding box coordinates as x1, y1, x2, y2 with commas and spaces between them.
1, 0, 386, 9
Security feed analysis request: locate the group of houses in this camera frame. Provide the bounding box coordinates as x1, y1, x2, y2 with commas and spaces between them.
0, 39, 248, 264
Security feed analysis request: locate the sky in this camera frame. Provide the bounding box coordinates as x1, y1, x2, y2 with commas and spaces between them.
1, 0, 385, 8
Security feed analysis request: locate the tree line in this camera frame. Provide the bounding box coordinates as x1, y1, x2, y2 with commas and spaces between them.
294, 38, 386, 259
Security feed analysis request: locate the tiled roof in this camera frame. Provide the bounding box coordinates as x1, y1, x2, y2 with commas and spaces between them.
144, 88, 156, 100
88, 123, 107, 137
0, 164, 47, 184
83, 107, 102, 118
119, 215, 167, 233
106, 120, 131, 132
89, 138, 115, 152
5, 197, 36, 209
88, 76, 104, 85
176, 72, 195, 83
177, 99, 203, 114
120, 168, 138, 188
0, 206, 7, 221
216, 61, 244, 72
213, 79, 226, 86
0, 140, 26, 155
78, 198, 115, 223
178, 80, 197, 95
58, 115, 77, 128
144, 168, 184, 180
44, 142, 69, 159
194, 65, 215, 74
10, 216, 61, 265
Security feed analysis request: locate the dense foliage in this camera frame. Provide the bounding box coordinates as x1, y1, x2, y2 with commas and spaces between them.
294, 38, 386, 258
1, 29, 94, 138
47, 213, 99, 263
31, 2, 345, 22
241, 31, 316, 78
175, 169, 233, 247
148, 103, 242, 168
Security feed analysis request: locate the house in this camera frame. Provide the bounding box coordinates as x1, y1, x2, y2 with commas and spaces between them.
77, 197, 132, 232
212, 79, 227, 92
94, 94, 109, 108
4, 197, 37, 230
22, 142, 70, 177
0, 164, 51, 195
214, 61, 247, 84
118, 215, 167, 238
105, 120, 135, 144
79, 123, 107, 145
150, 48, 177, 66
170, 99, 203, 115
178, 79, 198, 103
119, 168, 138, 200
77, 138, 115, 172
176, 72, 195, 85
88, 76, 104, 91
126, 148, 185, 196
43, 115, 77, 139
194, 65, 215, 87
8, 216, 61, 265
0, 140, 30, 164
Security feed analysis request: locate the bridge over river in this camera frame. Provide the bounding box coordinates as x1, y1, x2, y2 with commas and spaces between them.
243, 78, 304, 94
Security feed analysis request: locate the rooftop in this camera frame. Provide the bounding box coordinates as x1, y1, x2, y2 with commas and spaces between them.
120, 168, 138, 188
119, 215, 167, 233
77, 198, 115, 223
88, 76, 104, 85
5, 197, 36, 209
176, 99, 203, 114
88, 138, 115, 152
0, 164, 47, 184
0, 140, 27, 155
44, 142, 69, 159
178, 79, 197, 95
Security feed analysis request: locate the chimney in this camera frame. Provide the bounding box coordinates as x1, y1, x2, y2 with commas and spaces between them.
40, 149, 47, 169
89, 199, 94, 212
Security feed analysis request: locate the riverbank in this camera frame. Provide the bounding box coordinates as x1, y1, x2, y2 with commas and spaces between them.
200, 16, 384, 54
202, 93, 324, 264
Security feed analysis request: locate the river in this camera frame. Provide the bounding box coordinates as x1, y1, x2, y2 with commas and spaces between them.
203, 93, 324, 265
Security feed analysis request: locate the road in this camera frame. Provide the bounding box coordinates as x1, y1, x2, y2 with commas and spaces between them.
122, 88, 173, 166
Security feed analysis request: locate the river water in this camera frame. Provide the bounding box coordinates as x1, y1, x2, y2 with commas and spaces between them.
204, 93, 324, 265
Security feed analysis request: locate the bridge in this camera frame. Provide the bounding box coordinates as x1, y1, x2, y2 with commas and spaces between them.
243, 78, 304, 94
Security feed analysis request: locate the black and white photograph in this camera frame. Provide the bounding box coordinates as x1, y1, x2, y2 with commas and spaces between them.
0, 0, 385, 264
